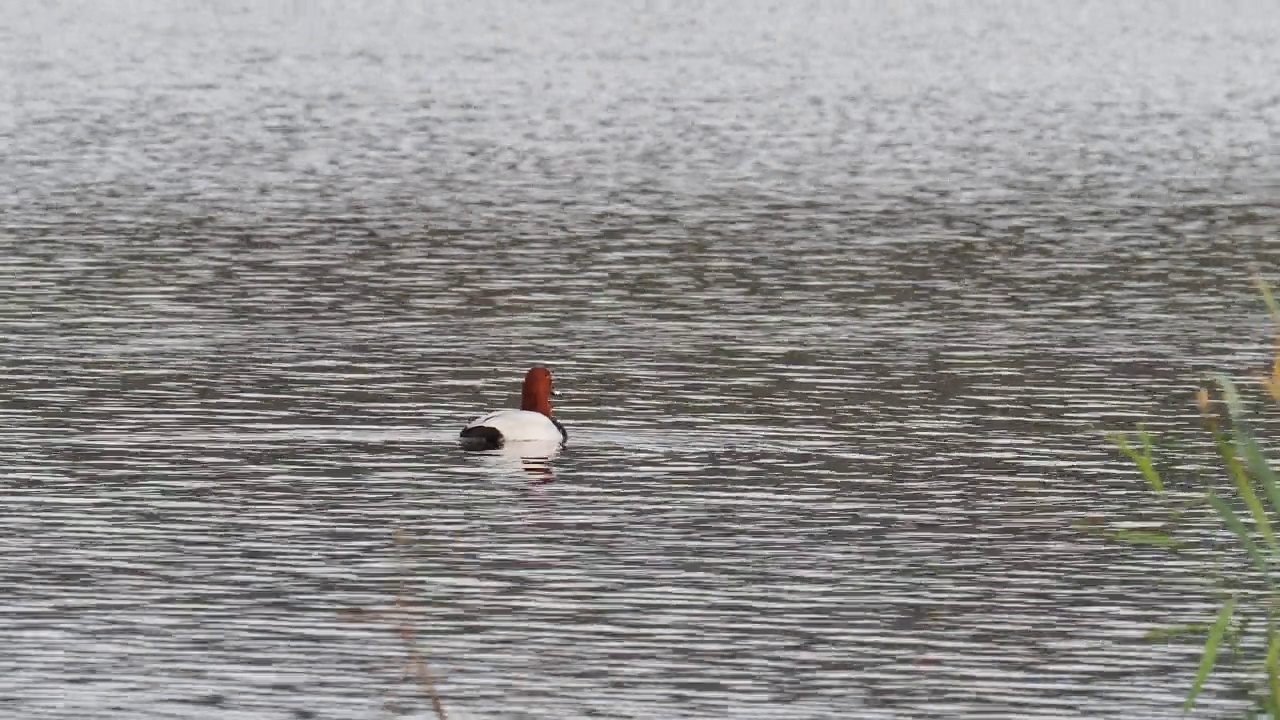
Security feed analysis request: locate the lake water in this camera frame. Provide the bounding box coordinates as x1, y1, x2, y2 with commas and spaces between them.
3, 1, 1280, 718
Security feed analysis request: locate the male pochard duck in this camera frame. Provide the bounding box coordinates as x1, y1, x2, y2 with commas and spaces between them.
459, 366, 567, 450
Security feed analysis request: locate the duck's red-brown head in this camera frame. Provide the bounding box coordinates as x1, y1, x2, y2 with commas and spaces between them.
520, 366, 557, 417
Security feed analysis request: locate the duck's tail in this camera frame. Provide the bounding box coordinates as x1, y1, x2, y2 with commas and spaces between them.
458, 426, 503, 451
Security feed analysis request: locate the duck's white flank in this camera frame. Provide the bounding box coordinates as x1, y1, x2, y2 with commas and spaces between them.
462, 409, 565, 443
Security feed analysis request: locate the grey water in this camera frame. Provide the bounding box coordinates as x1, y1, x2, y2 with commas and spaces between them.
3, 1, 1280, 718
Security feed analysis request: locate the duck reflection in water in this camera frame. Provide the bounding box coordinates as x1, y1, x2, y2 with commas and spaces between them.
466, 437, 562, 485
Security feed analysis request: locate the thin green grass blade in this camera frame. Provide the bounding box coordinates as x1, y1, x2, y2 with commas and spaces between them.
1184, 596, 1236, 712
1212, 373, 1247, 420
1144, 623, 1211, 642
1109, 429, 1164, 496
1256, 275, 1280, 325
1208, 374, 1277, 552
1210, 427, 1250, 494
1135, 427, 1164, 495
1207, 494, 1274, 589
1214, 433, 1275, 555
1267, 616, 1280, 712
1106, 528, 1182, 549
1171, 494, 1211, 519
1240, 430, 1280, 539
1221, 614, 1255, 665
1070, 522, 1182, 550
1217, 367, 1280, 535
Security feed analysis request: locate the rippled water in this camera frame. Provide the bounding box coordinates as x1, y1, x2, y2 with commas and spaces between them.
3, 1, 1280, 718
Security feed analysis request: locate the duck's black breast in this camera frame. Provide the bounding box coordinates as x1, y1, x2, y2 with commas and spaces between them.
552, 417, 567, 441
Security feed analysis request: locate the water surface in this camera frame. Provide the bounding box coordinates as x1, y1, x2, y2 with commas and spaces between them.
3, 2, 1280, 718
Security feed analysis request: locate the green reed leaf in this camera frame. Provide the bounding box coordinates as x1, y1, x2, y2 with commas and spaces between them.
1144, 623, 1212, 642
1207, 494, 1274, 590
1185, 596, 1236, 712
1256, 275, 1280, 325
1205, 376, 1277, 553
1110, 428, 1164, 496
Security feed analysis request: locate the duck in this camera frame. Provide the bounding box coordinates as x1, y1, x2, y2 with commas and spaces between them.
459, 366, 567, 450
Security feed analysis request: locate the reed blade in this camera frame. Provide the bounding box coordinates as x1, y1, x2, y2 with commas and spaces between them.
1106, 528, 1182, 549
1209, 373, 1277, 551
1241, 429, 1280, 536
1267, 616, 1280, 712
1206, 494, 1274, 590
1255, 274, 1280, 325
1184, 596, 1236, 712
1108, 429, 1164, 496
1144, 623, 1212, 642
